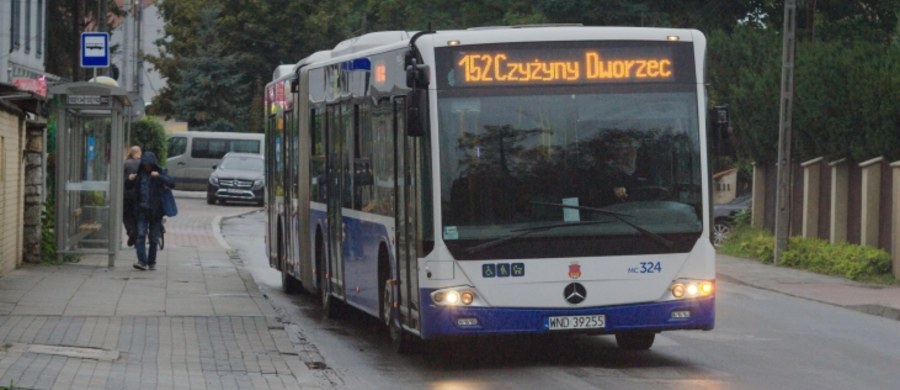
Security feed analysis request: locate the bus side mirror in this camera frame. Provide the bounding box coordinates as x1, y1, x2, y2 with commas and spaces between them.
405, 52, 430, 137
709, 105, 734, 164
406, 63, 430, 88
406, 88, 428, 137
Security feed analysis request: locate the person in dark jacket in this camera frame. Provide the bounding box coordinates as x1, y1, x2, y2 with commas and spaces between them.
123, 146, 142, 247
128, 151, 175, 270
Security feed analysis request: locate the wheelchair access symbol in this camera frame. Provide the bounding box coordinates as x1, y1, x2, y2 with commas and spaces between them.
482, 263, 525, 278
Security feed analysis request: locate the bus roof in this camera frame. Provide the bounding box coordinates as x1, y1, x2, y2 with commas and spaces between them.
314, 26, 703, 68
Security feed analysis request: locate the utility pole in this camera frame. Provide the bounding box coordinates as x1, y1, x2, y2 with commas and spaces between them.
122, 0, 133, 91
135, 2, 143, 102
774, 0, 797, 265
73, 1, 81, 81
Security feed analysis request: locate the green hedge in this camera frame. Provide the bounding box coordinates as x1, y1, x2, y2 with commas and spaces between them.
722, 227, 893, 283
131, 117, 168, 165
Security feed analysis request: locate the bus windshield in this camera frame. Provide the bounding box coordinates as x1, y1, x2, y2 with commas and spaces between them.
438, 87, 703, 260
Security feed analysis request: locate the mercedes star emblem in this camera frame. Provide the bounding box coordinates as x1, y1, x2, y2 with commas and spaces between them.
564, 282, 586, 304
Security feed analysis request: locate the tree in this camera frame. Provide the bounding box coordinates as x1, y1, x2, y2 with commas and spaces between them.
708, 26, 782, 163
170, 7, 250, 131
147, 0, 355, 127
131, 117, 167, 165
46, 0, 121, 81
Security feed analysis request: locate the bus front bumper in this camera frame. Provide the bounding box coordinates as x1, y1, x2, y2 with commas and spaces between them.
418, 293, 714, 339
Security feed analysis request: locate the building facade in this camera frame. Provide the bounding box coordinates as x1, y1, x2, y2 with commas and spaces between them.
1, 0, 47, 83
0, 99, 26, 275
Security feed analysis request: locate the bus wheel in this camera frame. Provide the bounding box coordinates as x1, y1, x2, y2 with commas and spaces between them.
281, 271, 301, 294
615, 332, 656, 350
320, 277, 341, 319
383, 280, 418, 354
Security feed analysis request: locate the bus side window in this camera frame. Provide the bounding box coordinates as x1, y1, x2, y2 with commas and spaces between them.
311, 108, 327, 203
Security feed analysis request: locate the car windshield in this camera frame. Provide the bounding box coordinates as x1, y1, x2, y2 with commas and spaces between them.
437, 87, 704, 259
220, 156, 264, 172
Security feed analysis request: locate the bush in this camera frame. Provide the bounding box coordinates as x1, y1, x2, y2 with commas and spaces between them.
720, 224, 893, 282
40, 197, 78, 264
131, 117, 168, 165
739, 231, 775, 264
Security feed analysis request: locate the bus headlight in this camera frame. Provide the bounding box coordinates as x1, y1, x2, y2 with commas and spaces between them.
460, 291, 475, 305
670, 280, 714, 299
431, 287, 480, 306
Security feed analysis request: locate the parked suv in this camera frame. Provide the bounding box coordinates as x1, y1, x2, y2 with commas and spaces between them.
167, 131, 264, 191
712, 193, 752, 247
207, 152, 265, 206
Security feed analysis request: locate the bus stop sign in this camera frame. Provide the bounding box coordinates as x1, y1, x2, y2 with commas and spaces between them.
81, 32, 110, 68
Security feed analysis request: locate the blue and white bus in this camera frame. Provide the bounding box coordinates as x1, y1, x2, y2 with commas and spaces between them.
265, 26, 716, 351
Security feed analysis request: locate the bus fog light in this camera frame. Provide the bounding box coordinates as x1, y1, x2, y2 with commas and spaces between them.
671, 310, 691, 319
457, 317, 479, 327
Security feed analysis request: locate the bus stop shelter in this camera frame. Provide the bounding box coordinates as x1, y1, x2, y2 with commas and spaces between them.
50, 82, 131, 266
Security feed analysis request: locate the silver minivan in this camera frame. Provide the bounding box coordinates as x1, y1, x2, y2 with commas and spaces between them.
166, 132, 264, 191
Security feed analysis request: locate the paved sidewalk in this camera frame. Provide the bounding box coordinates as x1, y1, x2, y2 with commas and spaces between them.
0, 195, 326, 390
717, 253, 900, 321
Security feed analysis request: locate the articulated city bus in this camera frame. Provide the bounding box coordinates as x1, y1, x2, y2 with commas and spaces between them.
265, 26, 716, 352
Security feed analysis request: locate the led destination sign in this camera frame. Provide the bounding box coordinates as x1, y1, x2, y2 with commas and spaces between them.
438, 41, 695, 88
457, 52, 672, 83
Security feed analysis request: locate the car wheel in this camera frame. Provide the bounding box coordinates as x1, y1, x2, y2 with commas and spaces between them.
713, 219, 733, 248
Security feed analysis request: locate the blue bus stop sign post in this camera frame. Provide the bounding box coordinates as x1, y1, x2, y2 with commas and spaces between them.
81, 32, 110, 68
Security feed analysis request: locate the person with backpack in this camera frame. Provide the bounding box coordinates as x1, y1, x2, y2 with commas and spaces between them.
128, 151, 175, 270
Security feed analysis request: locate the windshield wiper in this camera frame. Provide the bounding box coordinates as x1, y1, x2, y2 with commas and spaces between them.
466, 219, 616, 255
530, 201, 674, 248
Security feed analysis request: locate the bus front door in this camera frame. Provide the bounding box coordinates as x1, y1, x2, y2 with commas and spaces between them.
394, 97, 421, 332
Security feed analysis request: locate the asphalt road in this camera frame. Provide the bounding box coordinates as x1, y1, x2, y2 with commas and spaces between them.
222, 210, 900, 390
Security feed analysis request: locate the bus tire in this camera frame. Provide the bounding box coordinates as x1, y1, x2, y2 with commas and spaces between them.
320, 282, 341, 319
276, 218, 300, 295
317, 236, 341, 319
389, 316, 418, 354
384, 280, 418, 354
281, 270, 301, 294
615, 332, 656, 350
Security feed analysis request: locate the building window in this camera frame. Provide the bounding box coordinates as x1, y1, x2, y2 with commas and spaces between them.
10, 0, 21, 51
25, 0, 32, 53
36, 0, 44, 57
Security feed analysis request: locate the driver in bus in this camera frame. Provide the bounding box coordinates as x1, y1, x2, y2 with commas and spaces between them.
601, 134, 649, 204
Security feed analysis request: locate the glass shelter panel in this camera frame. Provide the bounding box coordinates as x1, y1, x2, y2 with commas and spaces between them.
62, 111, 114, 250
52, 82, 130, 266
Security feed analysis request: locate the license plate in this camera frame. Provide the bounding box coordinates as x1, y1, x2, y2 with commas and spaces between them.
226, 189, 244, 194
545, 314, 606, 330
